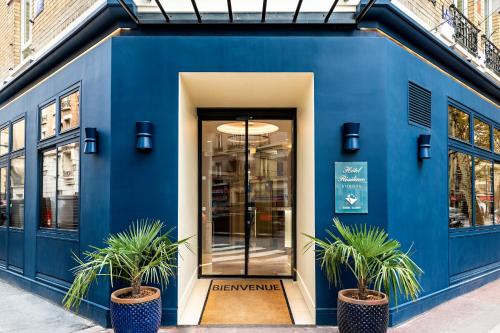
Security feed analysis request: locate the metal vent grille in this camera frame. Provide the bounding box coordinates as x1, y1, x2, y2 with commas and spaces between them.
408, 82, 431, 128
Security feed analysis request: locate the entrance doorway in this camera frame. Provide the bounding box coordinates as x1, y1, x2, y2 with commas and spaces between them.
198, 109, 296, 278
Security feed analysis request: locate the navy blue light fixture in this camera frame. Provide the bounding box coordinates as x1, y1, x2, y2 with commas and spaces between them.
343, 122, 360, 151
136, 121, 153, 151
83, 127, 97, 154
418, 134, 431, 159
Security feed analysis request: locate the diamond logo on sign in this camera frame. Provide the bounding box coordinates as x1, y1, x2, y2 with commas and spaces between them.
335, 162, 368, 213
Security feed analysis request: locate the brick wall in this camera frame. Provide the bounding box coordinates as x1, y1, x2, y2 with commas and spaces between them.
0, 0, 20, 83
492, 11, 500, 47
0, 0, 98, 83
398, 0, 453, 29
31, 0, 98, 55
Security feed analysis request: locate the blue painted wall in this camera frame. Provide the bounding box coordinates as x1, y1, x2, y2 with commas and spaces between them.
109, 31, 498, 326
0, 23, 498, 328
385, 37, 499, 324
108, 33, 388, 325
0, 40, 113, 326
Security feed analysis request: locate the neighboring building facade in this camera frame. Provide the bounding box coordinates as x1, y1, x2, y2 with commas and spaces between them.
0, 0, 499, 328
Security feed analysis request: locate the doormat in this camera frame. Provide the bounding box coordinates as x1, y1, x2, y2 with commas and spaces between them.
199, 280, 294, 325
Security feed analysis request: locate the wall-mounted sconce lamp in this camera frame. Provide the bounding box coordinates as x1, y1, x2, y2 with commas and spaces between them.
83, 127, 97, 154
343, 122, 360, 151
136, 121, 153, 151
418, 134, 431, 160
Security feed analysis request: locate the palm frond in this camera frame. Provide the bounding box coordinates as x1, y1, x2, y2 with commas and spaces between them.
63, 219, 191, 311
304, 217, 423, 301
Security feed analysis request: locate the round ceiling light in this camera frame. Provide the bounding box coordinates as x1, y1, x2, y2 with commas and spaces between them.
217, 122, 279, 135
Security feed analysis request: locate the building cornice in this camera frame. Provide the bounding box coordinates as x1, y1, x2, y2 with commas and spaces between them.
360, 0, 499, 105
0, 1, 498, 107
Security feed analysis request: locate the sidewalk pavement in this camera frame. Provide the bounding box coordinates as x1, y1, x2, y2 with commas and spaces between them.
1, 278, 500, 332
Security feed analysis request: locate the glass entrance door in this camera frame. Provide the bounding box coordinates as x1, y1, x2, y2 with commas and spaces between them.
199, 111, 295, 277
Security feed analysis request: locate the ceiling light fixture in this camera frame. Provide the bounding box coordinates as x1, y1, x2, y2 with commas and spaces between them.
217, 122, 279, 135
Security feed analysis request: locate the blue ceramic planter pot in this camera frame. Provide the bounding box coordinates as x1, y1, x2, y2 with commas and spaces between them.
110, 287, 162, 333
337, 289, 389, 333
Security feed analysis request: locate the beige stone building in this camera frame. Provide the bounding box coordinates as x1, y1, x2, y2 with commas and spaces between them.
0, 0, 98, 84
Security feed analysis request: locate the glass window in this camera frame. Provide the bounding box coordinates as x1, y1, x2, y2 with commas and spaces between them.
495, 163, 500, 224
449, 106, 470, 142
12, 119, 25, 151
449, 150, 472, 228
9, 156, 24, 229
474, 118, 491, 150
0, 127, 9, 156
40, 149, 57, 229
475, 158, 494, 226
455, 0, 467, 15
57, 143, 79, 230
40, 103, 56, 140
0, 167, 6, 227
494, 128, 500, 154
60, 91, 80, 133
20, 0, 32, 60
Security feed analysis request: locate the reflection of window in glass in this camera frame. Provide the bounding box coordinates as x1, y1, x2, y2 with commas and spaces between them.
454, 0, 467, 15
60, 91, 80, 133
0, 167, 6, 227
494, 128, 500, 154
12, 119, 25, 151
40, 103, 56, 140
0, 127, 8, 156
495, 163, 500, 225
40, 149, 57, 229
57, 143, 79, 230
474, 118, 491, 150
449, 150, 472, 228
475, 158, 494, 226
9, 156, 24, 229
448, 106, 470, 142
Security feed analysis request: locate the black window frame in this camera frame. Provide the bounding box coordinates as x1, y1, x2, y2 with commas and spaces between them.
37, 83, 81, 234
448, 99, 500, 233
0, 114, 26, 231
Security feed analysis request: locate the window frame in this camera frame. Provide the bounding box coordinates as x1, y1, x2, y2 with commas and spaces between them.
38, 100, 57, 141
37, 83, 81, 235
473, 116, 492, 152
11, 118, 26, 153
448, 104, 472, 144
20, 0, 33, 61
0, 123, 10, 157
494, 127, 500, 154
0, 114, 26, 231
448, 99, 500, 234
58, 88, 81, 135
38, 83, 81, 144
39, 138, 80, 232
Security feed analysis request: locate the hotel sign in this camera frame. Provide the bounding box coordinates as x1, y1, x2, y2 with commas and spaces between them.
335, 162, 368, 213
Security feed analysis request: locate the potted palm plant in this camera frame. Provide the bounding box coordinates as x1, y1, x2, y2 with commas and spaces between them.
63, 219, 190, 333
305, 218, 422, 333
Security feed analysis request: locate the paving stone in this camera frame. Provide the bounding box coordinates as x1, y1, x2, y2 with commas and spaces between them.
1, 278, 500, 332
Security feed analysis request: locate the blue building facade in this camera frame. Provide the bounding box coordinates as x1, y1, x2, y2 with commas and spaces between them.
0, 1, 498, 328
